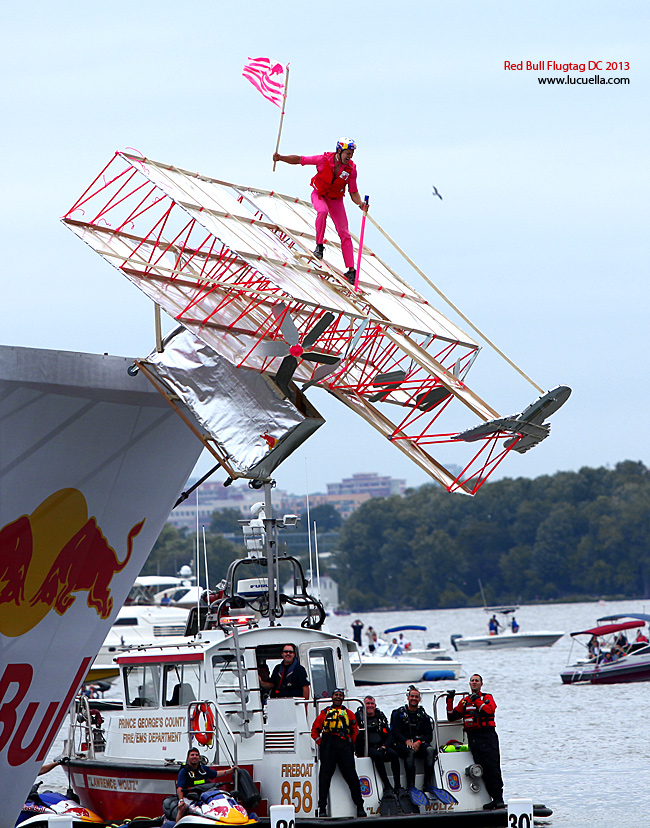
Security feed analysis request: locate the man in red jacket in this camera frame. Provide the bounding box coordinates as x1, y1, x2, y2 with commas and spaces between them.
446, 674, 505, 811
311, 688, 366, 817
273, 138, 368, 284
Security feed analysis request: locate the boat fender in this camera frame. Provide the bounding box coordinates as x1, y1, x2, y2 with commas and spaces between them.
422, 670, 456, 681
191, 703, 215, 746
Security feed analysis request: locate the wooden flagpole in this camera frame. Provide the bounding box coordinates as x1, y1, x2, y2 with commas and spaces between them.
272, 65, 290, 172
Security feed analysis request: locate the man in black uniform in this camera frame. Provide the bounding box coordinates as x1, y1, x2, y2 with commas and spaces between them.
261, 643, 310, 699
390, 686, 437, 798
311, 689, 366, 818
355, 695, 401, 793
447, 674, 504, 810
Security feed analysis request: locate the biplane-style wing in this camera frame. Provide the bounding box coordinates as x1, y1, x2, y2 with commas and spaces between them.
62, 151, 569, 494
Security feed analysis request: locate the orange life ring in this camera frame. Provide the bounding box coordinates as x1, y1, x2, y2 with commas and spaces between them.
190, 703, 215, 746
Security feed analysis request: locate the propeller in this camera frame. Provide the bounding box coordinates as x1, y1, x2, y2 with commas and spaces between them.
258, 304, 338, 393
302, 317, 370, 391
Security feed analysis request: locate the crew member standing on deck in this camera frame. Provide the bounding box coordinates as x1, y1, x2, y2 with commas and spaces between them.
273, 138, 368, 285
311, 689, 366, 818
447, 674, 505, 811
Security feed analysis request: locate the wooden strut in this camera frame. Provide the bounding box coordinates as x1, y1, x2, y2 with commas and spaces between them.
364, 214, 544, 394
272, 65, 290, 173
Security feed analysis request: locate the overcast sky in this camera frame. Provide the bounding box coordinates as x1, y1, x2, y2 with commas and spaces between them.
3, 1, 648, 497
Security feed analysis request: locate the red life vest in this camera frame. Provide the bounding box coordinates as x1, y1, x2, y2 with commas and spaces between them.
310, 152, 356, 199
457, 693, 496, 730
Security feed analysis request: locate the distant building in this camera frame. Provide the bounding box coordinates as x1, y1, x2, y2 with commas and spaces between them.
167, 471, 408, 530
327, 472, 406, 498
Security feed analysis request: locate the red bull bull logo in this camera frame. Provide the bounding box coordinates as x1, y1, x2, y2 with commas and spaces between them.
0, 488, 144, 637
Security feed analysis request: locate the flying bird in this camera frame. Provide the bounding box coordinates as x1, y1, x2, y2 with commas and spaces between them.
432, 186, 443, 200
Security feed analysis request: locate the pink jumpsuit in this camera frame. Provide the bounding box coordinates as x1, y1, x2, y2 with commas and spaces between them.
300, 154, 358, 269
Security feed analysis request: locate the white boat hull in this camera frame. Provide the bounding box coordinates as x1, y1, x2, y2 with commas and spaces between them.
451, 631, 563, 650
352, 654, 462, 684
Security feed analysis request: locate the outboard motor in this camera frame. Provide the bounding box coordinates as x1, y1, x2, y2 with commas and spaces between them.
450, 634, 464, 651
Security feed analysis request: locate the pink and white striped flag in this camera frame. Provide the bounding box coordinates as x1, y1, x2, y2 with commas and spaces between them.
242, 57, 287, 107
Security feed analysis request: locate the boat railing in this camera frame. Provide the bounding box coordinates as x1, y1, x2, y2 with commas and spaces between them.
304, 696, 370, 757
66, 695, 107, 760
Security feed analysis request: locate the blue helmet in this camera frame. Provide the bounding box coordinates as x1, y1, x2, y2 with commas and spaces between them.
336, 137, 356, 153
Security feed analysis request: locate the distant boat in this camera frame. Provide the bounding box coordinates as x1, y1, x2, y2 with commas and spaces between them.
451, 605, 564, 650
561, 614, 650, 685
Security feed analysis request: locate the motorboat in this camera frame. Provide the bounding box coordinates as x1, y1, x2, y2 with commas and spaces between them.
383, 625, 448, 659
351, 649, 462, 685
451, 606, 564, 651
62, 484, 551, 826
560, 614, 650, 685
86, 603, 192, 682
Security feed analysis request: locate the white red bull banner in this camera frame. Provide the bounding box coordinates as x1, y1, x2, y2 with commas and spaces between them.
0, 345, 203, 824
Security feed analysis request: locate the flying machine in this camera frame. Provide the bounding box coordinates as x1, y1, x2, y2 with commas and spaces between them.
62, 150, 570, 494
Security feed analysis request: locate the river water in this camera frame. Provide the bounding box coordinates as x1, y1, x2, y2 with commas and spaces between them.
43, 598, 650, 827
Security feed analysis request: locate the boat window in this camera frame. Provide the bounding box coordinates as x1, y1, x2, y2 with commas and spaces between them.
212, 653, 247, 704
308, 648, 337, 699
124, 663, 161, 707
162, 662, 201, 706
114, 617, 139, 626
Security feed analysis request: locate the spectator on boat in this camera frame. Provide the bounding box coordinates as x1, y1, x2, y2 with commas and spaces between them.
351, 619, 364, 646
447, 674, 504, 811
260, 643, 310, 699
311, 689, 366, 818
587, 635, 601, 658
175, 748, 232, 820
636, 628, 649, 644
365, 626, 376, 653
615, 632, 629, 651
488, 615, 500, 635
390, 686, 437, 797
356, 695, 401, 793
511, 616, 520, 633
398, 633, 411, 650
273, 138, 368, 285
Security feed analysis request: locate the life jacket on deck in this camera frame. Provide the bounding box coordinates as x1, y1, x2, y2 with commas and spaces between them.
322, 706, 353, 739
457, 693, 496, 731
310, 153, 356, 199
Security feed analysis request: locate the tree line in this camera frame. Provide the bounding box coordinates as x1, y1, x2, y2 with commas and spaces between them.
142, 461, 650, 611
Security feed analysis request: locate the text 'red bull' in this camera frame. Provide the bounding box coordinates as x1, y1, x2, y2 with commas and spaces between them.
0, 488, 144, 637
0, 657, 92, 766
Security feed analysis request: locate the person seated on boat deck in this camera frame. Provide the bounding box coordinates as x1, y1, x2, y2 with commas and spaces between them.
447, 674, 504, 811
175, 748, 232, 820
636, 628, 649, 644
311, 689, 366, 817
355, 695, 401, 794
587, 635, 601, 659
398, 633, 411, 651
390, 686, 436, 796
260, 644, 310, 699
615, 632, 629, 651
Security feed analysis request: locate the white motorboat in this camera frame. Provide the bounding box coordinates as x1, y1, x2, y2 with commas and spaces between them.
351, 650, 462, 685
382, 624, 448, 660
63, 484, 552, 826
451, 605, 564, 651
87, 602, 191, 681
